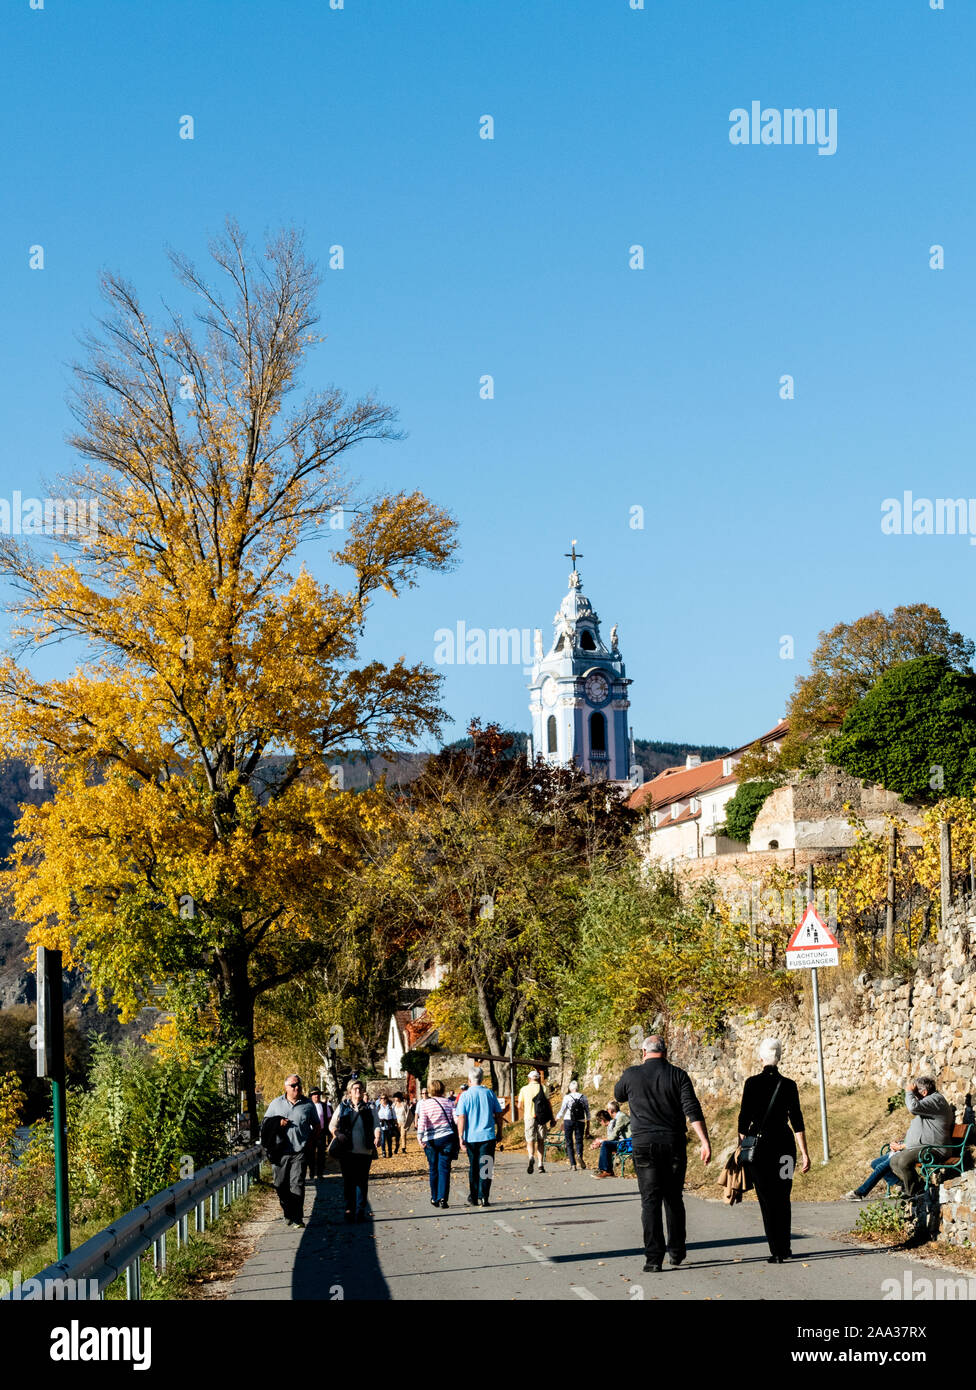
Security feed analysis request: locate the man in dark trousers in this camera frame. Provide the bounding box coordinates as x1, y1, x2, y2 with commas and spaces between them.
614, 1035, 711, 1273
262, 1075, 321, 1229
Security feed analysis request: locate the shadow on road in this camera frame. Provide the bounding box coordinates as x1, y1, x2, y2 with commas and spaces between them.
290, 1172, 391, 1300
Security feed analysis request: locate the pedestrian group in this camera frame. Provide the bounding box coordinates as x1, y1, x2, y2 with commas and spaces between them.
259, 1034, 824, 1271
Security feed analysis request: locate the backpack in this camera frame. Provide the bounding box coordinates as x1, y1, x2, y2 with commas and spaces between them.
532, 1085, 554, 1125
568, 1094, 586, 1124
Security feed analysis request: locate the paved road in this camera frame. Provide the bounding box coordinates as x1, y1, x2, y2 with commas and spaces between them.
227, 1152, 926, 1301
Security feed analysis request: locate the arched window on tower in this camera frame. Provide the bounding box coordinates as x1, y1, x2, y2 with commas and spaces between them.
580, 630, 596, 651
546, 715, 558, 754
590, 711, 607, 753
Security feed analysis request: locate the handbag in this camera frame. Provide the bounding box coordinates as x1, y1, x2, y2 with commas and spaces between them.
327, 1129, 351, 1159
738, 1079, 783, 1166
433, 1099, 461, 1160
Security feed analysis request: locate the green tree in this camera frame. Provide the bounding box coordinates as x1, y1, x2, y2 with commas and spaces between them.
722, 780, 776, 843
827, 655, 976, 802
790, 604, 973, 735
365, 723, 634, 1085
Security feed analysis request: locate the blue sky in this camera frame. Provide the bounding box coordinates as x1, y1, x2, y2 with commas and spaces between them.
2, 0, 973, 751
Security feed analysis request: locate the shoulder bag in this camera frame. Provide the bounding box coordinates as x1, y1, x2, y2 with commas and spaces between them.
738, 1078, 783, 1166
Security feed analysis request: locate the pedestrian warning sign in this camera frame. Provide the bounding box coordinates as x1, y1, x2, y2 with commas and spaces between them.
786, 903, 839, 970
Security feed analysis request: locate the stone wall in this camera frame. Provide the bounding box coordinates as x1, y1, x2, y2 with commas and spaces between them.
932, 1171, 976, 1249
584, 897, 976, 1107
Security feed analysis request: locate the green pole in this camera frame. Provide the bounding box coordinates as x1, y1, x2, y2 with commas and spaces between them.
51, 1071, 70, 1259
37, 947, 71, 1257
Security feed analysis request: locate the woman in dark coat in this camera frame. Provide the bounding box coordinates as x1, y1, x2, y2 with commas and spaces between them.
737, 1038, 811, 1262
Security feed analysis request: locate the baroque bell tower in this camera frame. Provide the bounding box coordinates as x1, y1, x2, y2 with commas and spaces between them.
527, 542, 632, 782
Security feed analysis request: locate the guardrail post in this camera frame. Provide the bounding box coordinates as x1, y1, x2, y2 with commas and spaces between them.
125, 1256, 142, 1300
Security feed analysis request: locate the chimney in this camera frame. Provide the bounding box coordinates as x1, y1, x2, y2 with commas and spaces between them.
685, 754, 701, 769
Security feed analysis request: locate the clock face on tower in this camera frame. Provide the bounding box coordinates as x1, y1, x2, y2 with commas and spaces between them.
541, 676, 558, 707
584, 672, 609, 704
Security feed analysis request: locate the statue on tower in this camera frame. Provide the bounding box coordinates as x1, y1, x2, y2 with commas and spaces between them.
610, 623, 619, 653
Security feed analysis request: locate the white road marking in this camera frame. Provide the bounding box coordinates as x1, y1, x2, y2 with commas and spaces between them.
522, 1243, 551, 1265
570, 1285, 599, 1300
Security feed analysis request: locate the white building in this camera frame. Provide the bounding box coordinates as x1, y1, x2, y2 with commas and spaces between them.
628, 720, 789, 863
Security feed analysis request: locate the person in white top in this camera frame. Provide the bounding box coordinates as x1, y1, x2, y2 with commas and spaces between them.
556, 1080, 591, 1170
393, 1092, 410, 1153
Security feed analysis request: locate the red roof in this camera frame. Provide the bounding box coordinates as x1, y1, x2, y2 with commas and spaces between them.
626, 720, 789, 814
728, 718, 789, 759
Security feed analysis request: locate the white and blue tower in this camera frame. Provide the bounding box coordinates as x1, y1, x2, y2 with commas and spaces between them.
527, 542, 633, 783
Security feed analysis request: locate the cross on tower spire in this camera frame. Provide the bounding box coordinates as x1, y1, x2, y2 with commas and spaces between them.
564, 539, 583, 572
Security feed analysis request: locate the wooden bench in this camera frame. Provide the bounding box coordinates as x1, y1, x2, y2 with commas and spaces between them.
919, 1123, 974, 1187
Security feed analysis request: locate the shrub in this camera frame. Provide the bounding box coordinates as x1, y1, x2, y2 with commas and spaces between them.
721, 781, 776, 844
854, 1200, 909, 1240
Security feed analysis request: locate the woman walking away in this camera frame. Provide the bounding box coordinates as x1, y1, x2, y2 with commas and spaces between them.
737, 1038, 811, 1262
393, 1092, 410, 1154
556, 1080, 591, 1170
416, 1079, 457, 1208
377, 1092, 398, 1158
330, 1080, 382, 1222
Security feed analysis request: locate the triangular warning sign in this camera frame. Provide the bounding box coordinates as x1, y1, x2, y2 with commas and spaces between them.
787, 903, 839, 950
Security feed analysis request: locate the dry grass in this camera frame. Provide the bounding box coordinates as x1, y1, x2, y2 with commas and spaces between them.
686, 1084, 898, 1201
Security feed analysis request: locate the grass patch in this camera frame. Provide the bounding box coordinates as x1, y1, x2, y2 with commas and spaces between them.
684, 1084, 899, 1202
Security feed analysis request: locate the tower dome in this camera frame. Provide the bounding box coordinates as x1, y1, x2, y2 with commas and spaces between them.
527, 542, 632, 782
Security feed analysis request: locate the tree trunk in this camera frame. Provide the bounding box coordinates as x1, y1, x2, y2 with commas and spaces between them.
471, 965, 503, 1092
217, 945, 259, 1145
321, 1049, 341, 1106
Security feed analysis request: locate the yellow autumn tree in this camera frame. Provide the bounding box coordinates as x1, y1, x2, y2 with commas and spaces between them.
0, 222, 457, 1132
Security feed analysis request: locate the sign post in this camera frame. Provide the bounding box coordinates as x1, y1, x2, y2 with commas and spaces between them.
785, 870, 839, 1164
36, 946, 71, 1257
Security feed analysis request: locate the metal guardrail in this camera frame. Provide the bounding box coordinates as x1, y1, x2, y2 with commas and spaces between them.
3, 1144, 263, 1301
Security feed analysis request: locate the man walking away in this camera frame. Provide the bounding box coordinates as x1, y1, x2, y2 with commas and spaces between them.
517, 1069, 553, 1174
262, 1075, 321, 1228
456, 1067, 504, 1206
614, 1036, 710, 1273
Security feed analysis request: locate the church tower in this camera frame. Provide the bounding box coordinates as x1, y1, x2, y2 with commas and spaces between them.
527, 543, 632, 783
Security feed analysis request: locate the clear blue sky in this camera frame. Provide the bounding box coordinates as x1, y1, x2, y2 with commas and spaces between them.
3, 0, 973, 751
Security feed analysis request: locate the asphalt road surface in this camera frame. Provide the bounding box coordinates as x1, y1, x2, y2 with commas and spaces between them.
227, 1153, 929, 1301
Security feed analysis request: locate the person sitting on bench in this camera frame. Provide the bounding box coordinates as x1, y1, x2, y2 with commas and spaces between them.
846, 1075, 953, 1201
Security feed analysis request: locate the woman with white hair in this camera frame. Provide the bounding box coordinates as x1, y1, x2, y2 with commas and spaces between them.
737, 1038, 811, 1262
556, 1079, 591, 1170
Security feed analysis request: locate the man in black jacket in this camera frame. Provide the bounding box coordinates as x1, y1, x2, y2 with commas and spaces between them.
614, 1036, 711, 1273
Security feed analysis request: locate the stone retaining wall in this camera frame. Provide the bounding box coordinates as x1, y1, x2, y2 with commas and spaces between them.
584, 897, 976, 1109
